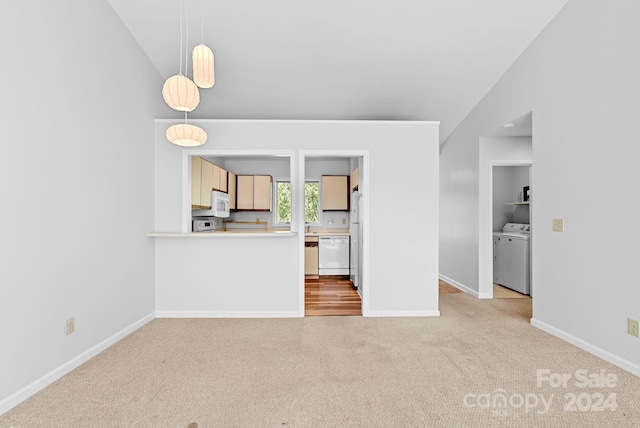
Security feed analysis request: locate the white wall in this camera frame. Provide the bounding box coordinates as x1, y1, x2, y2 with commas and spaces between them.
492, 167, 514, 230
0, 1, 165, 411
306, 159, 351, 177
493, 166, 531, 230
154, 120, 440, 317
223, 158, 291, 177
440, 0, 640, 374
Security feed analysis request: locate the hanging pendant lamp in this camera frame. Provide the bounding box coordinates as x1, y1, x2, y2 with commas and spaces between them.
167, 114, 207, 147
192, 0, 214, 88
162, 75, 200, 111
162, 0, 200, 112
192, 44, 214, 88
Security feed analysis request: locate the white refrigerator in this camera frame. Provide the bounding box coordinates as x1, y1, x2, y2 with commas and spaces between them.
350, 191, 363, 295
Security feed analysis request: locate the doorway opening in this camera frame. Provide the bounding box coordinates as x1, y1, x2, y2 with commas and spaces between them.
492, 164, 532, 299
478, 112, 533, 303
300, 151, 367, 316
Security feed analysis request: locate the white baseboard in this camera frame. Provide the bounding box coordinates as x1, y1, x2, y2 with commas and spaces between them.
364, 310, 440, 317
0, 312, 155, 416
531, 318, 640, 377
439, 274, 490, 298
156, 311, 302, 318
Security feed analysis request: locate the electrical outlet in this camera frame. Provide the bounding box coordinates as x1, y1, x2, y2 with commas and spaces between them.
65, 317, 75, 336
342, 218, 346, 225
628, 318, 639, 338
552, 218, 564, 232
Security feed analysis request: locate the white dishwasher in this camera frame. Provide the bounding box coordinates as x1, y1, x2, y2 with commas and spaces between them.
318, 236, 350, 275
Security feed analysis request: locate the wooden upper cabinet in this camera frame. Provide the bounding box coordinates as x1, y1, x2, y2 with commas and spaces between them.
219, 168, 228, 192
322, 175, 349, 211
253, 175, 272, 211
351, 166, 359, 191
236, 175, 254, 210
200, 159, 214, 208
211, 164, 221, 192
191, 156, 203, 208
191, 157, 232, 209
236, 175, 272, 211
228, 172, 237, 210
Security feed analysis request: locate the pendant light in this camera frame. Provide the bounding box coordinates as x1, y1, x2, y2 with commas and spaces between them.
167, 113, 207, 147
162, 75, 200, 112
162, 0, 200, 112
192, 0, 214, 88
192, 44, 214, 88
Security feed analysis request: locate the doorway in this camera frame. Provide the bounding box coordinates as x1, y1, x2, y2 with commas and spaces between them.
492, 164, 532, 298
300, 151, 368, 316
478, 112, 533, 300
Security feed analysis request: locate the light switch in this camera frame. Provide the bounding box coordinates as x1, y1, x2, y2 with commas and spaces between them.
552, 218, 564, 232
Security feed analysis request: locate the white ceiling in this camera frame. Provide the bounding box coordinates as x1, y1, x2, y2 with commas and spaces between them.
107, 0, 567, 142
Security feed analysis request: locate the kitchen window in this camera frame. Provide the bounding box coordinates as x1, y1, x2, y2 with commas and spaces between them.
274, 180, 320, 225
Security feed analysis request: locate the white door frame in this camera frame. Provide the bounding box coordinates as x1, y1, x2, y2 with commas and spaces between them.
478, 160, 533, 299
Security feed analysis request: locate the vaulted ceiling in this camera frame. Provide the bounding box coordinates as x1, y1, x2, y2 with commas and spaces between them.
107, 0, 567, 142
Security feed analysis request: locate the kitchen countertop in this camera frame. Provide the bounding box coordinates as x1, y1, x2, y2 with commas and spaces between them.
148, 229, 350, 238
304, 230, 350, 237
148, 230, 296, 238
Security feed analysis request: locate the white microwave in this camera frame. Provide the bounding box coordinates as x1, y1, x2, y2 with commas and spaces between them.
193, 191, 230, 218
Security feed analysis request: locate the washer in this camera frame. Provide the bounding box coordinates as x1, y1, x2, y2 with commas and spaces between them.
496, 223, 530, 295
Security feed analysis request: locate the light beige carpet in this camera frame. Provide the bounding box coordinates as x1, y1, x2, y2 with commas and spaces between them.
2, 293, 639, 427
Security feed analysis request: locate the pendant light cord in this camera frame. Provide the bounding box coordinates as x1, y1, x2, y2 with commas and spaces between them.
200, 0, 204, 44
185, 0, 190, 78
178, 0, 183, 75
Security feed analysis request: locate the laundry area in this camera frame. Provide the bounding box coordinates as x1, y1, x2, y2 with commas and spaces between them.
492, 166, 531, 296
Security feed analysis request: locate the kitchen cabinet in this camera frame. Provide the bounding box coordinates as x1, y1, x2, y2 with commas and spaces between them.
228, 172, 237, 210
211, 164, 220, 192
321, 175, 349, 211
254, 175, 272, 211
236, 175, 254, 210
210, 164, 228, 193
192, 157, 230, 209
351, 166, 359, 191
236, 175, 272, 211
219, 168, 228, 192
305, 236, 319, 275
200, 159, 215, 208
191, 156, 203, 207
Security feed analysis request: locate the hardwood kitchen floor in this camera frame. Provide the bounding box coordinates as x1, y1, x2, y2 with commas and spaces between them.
305, 276, 361, 316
